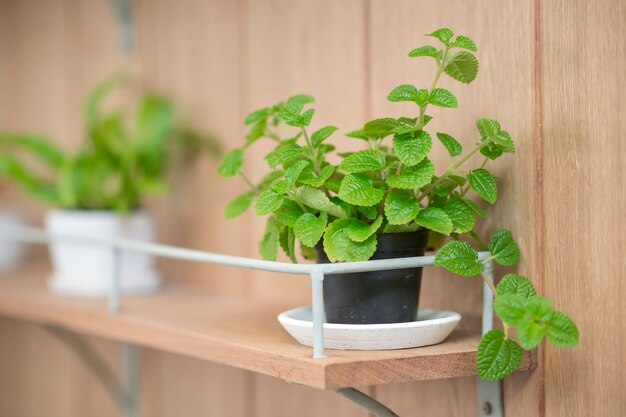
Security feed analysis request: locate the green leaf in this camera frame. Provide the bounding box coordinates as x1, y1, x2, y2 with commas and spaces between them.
300, 244, 316, 261
444, 197, 476, 234
496, 274, 537, 299
274, 199, 304, 228
247, 118, 267, 143
279, 226, 298, 263
488, 229, 520, 266
1, 134, 66, 168
287, 94, 315, 104
385, 190, 420, 225
460, 197, 487, 217
386, 158, 434, 189
277, 99, 314, 127
299, 165, 334, 188
224, 192, 255, 219
476, 330, 523, 381
494, 294, 527, 325
387, 84, 419, 103
259, 217, 280, 261
254, 189, 284, 215
415, 89, 430, 106
525, 296, 553, 322
244, 107, 272, 125
338, 174, 385, 207
444, 51, 479, 84
545, 311, 580, 347
476, 118, 501, 138
468, 168, 497, 204
436, 132, 462, 156
345, 129, 369, 140
311, 125, 338, 147
408, 45, 440, 58
427, 28, 454, 43
518, 319, 546, 350
293, 211, 328, 247
480, 142, 506, 160
293, 186, 346, 219
452, 35, 477, 52
434, 240, 483, 276
265, 142, 302, 169
300, 109, 315, 126
363, 118, 401, 139
273, 160, 309, 194
323, 218, 377, 262
217, 149, 244, 177
393, 130, 432, 167
287, 94, 315, 105
415, 207, 453, 236
339, 150, 386, 173
346, 216, 383, 242
429, 88, 458, 108
492, 130, 516, 153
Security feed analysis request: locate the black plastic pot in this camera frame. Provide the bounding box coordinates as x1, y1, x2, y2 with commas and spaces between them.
315, 230, 429, 324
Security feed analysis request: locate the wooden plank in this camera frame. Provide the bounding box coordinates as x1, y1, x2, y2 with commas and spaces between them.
0, 264, 532, 390
367, 1, 539, 415
541, 0, 626, 416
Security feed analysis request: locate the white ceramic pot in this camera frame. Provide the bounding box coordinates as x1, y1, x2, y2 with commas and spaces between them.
45, 210, 160, 297
0, 212, 24, 271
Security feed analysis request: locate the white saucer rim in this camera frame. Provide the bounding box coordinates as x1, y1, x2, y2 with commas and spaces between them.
277, 306, 461, 330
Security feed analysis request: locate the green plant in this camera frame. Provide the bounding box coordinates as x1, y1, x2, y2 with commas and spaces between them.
219, 28, 578, 379
0, 77, 215, 212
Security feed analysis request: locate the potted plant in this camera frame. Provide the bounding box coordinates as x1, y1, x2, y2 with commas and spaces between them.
219, 28, 578, 380
0, 76, 214, 296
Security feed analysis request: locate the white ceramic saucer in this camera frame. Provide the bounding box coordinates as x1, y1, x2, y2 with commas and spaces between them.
278, 307, 461, 350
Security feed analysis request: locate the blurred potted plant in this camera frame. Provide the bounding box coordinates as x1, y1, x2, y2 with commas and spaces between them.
219, 28, 578, 380
0, 76, 215, 296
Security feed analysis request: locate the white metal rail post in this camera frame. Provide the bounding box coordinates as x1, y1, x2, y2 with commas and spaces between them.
1, 226, 500, 417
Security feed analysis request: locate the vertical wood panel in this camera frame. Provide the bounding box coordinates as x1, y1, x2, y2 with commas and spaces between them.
243, 1, 371, 415
542, 0, 625, 416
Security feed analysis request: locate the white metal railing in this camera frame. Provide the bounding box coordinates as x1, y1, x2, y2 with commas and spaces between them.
2, 226, 493, 359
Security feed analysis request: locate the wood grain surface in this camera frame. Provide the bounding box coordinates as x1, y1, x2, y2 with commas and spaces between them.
0, 0, 623, 416
541, 0, 626, 416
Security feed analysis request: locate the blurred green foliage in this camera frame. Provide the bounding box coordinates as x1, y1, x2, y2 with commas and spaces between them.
0, 76, 218, 212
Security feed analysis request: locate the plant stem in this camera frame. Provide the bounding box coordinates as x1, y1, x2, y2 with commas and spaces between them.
239, 171, 257, 193
417, 140, 490, 202
301, 127, 320, 175
480, 271, 498, 296
417, 45, 449, 128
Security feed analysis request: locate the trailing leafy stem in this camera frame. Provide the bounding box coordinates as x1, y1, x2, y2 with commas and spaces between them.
435, 230, 579, 380
219, 27, 578, 379
0, 76, 216, 212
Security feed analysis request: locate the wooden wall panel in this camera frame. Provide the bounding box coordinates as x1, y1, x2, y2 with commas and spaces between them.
242, 1, 372, 415
541, 0, 625, 416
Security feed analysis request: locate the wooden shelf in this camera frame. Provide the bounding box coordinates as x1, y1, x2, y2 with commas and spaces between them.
0, 264, 533, 389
